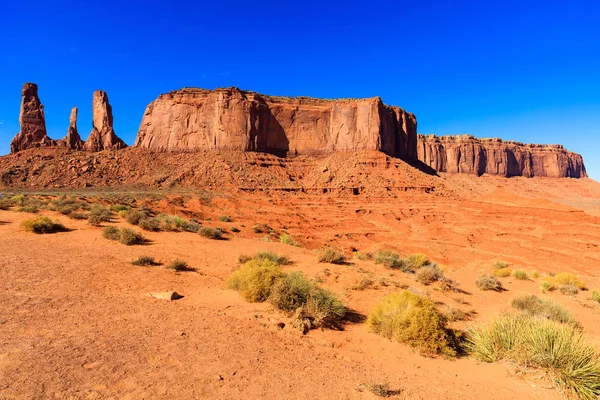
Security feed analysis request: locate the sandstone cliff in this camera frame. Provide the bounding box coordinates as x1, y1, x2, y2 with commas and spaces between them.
10, 83, 55, 153
60, 107, 84, 150
134, 87, 417, 160
83, 91, 127, 152
417, 134, 586, 178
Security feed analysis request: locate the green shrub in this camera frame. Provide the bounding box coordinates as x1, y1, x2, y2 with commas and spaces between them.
353, 251, 373, 261
167, 259, 194, 272
318, 248, 347, 264
269, 271, 314, 312
475, 275, 502, 291
227, 259, 284, 302
131, 256, 160, 266
510, 294, 576, 325
90, 205, 112, 222
493, 268, 512, 277
218, 215, 231, 222
493, 261, 510, 270
401, 253, 430, 271
466, 315, 600, 399
124, 210, 148, 225
110, 204, 131, 212
367, 291, 457, 356
10, 194, 26, 206
512, 269, 528, 280
541, 280, 553, 293
102, 227, 145, 245
294, 285, 346, 330
138, 217, 160, 231
373, 250, 400, 268
21, 216, 66, 234
159, 214, 189, 231
199, 226, 223, 239
17, 205, 39, 213
279, 233, 299, 246
415, 263, 444, 285
593, 291, 600, 304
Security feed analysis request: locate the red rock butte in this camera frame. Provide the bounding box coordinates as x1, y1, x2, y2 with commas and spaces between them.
6, 83, 587, 179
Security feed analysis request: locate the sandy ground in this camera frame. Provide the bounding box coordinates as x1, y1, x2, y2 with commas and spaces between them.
1, 177, 600, 399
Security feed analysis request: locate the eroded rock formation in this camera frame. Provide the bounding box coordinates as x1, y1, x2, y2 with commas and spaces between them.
417, 134, 586, 178
10, 83, 55, 153
61, 107, 84, 150
83, 91, 127, 152
134, 87, 418, 159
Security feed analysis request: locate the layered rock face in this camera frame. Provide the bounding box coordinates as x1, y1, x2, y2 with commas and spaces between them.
10, 83, 55, 153
61, 107, 84, 150
134, 87, 418, 160
83, 91, 127, 152
417, 135, 586, 178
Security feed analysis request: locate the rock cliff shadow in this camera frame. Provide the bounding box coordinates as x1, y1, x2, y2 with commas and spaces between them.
257, 110, 289, 157
404, 158, 440, 176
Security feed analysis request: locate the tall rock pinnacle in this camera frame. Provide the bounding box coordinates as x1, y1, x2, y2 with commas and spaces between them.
83, 90, 127, 151
10, 83, 54, 153
62, 107, 84, 150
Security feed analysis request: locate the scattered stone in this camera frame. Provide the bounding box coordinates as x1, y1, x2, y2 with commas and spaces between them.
146, 291, 183, 301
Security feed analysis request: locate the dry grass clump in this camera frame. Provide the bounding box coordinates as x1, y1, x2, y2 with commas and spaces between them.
353, 251, 373, 261
90, 205, 112, 222
0, 198, 13, 210
158, 214, 189, 231
510, 294, 576, 325
367, 291, 458, 357
593, 291, 600, 304
68, 212, 88, 220
512, 269, 528, 280
279, 233, 300, 246
138, 217, 160, 231
17, 204, 39, 213
131, 256, 160, 266
466, 315, 600, 399
493, 261, 510, 270
218, 215, 231, 222
559, 284, 580, 296
373, 250, 401, 268
475, 275, 502, 291
166, 259, 194, 272
397, 253, 431, 272
415, 263, 444, 285
124, 209, 149, 225
493, 268, 512, 277
227, 259, 285, 302
199, 226, 223, 239
21, 216, 66, 234
318, 247, 347, 264
238, 251, 290, 266
444, 305, 472, 322
542, 273, 586, 293
102, 227, 145, 245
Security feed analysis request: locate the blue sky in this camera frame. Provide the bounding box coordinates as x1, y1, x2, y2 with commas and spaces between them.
0, 0, 599, 179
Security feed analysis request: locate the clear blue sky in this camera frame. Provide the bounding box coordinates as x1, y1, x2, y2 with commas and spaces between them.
0, 0, 599, 179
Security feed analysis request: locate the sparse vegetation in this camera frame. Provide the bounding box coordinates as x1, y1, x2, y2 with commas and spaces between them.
559, 284, 579, 296
531, 270, 539, 278
541, 272, 586, 292
238, 251, 290, 266
510, 294, 576, 325
68, 212, 88, 220
512, 269, 528, 280
353, 278, 374, 290
89, 205, 112, 222
318, 247, 347, 264
357, 383, 394, 398
17, 205, 39, 213
252, 223, 272, 234
492, 261, 510, 270
593, 291, 600, 304
444, 305, 471, 322
0, 198, 13, 210
373, 250, 400, 268
131, 256, 160, 266
102, 226, 145, 245
227, 259, 284, 302
475, 275, 502, 291
198, 226, 223, 239
279, 233, 300, 246
124, 209, 148, 225
87, 214, 104, 226
415, 263, 444, 285
21, 216, 66, 234
138, 217, 161, 231
167, 259, 194, 272
231, 226, 240, 233
353, 251, 373, 261
367, 290, 458, 356
217, 215, 231, 222
466, 315, 600, 399
493, 267, 512, 277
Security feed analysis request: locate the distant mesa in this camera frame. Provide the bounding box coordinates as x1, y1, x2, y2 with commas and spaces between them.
7, 83, 587, 178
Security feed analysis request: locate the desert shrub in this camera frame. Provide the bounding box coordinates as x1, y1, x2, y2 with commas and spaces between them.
185, 220, 201, 233
466, 315, 600, 399
415, 263, 444, 285
10, 194, 26, 206
199, 226, 223, 239
227, 259, 284, 302
269, 271, 314, 312
88, 214, 104, 226
559, 284, 579, 296
542, 273, 586, 292
318, 248, 347, 264
131, 256, 160, 266
102, 227, 145, 245
493, 268, 512, 277
252, 223, 272, 234
374, 250, 400, 268
0, 198, 13, 210
510, 294, 575, 325
166, 259, 194, 272
124, 210, 148, 225
159, 214, 189, 231
445, 306, 470, 322
295, 285, 346, 329
279, 233, 299, 246
90, 205, 112, 222
367, 290, 457, 356
110, 204, 131, 212
21, 216, 66, 234
56, 203, 80, 215
354, 278, 374, 290
17, 205, 39, 213
493, 261, 510, 270
358, 383, 393, 397
68, 212, 88, 220
475, 275, 502, 291
353, 251, 373, 261
256, 251, 290, 265
402, 253, 430, 271
593, 291, 600, 304
541, 280, 553, 293
231, 226, 240, 233
531, 270, 540, 278
512, 269, 528, 280
138, 217, 161, 231
218, 215, 231, 222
